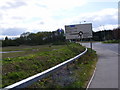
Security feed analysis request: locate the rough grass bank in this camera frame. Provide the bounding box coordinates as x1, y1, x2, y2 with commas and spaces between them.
2, 43, 97, 88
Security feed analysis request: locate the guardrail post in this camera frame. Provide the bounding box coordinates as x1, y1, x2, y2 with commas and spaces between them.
66, 64, 69, 70
73, 60, 78, 69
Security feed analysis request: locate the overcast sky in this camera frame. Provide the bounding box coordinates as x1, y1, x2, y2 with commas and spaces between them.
0, 0, 118, 39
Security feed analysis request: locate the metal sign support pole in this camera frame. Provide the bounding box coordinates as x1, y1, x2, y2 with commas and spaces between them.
90, 38, 92, 52
79, 36, 82, 45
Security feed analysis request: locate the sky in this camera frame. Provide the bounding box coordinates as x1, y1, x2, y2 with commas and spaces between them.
0, 0, 118, 39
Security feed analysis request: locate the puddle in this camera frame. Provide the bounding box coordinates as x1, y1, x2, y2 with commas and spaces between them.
0, 51, 23, 53
52, 49, 57, 51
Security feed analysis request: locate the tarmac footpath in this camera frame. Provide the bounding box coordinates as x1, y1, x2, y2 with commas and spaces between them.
81, 43, 118, 88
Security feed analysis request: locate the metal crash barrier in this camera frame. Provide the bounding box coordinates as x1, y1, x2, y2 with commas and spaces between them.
4, 48, 88, 89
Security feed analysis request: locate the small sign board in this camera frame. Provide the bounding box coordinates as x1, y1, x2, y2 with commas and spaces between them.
65, 23, 93, 39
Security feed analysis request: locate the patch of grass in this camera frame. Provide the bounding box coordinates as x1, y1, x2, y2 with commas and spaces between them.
103, 40, 120, 43
2, 43, 85, 88
3, 71, 27, 87
27, 48, 97, 88
2, 45, 65, 58
70, 50, 97, 88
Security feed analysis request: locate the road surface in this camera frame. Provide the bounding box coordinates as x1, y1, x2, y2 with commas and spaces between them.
81, 42, 119, 88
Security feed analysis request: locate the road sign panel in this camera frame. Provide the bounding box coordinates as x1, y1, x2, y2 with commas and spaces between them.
65, 23, 93, 39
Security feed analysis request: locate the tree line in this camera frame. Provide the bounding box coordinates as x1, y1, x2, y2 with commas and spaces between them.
2, 28, 120, 47
2, 29, 65, 47
93, 28, 120, 41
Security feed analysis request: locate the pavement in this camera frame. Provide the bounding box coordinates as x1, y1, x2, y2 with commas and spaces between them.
81, 42, 119, 88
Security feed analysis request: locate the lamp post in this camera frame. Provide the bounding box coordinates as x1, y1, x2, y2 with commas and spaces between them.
80, 21, 86, 24
100, 25, 106, 41
103, 25, 106, 41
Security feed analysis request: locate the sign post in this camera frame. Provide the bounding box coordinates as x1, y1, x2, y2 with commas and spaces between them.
65, 23, 93, 51
90, 38, 92, 52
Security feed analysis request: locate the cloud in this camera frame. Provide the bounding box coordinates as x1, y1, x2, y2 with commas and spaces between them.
88, 0, 118, 2
93, 24, 118, 32
0, 0, 27, 10
0, 0, 86, 28
1, 28, 26, 36
0, 0, 118, 39
38, 0, 86, 11
0, 35, 20, 40
64, 8, 118, 31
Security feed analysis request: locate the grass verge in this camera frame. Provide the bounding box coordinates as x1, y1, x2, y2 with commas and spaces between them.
2, 43, 86, 88
26, 48, 97, 88
102, 40, 120, 43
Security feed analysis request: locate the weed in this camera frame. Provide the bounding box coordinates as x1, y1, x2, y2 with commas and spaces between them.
27, 48, 97, 88
2, 43, 96, 88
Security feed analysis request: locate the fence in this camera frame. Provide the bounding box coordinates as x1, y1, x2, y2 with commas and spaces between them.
4, 48, 87, 89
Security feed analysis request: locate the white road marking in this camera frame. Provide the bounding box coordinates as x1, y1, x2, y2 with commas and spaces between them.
86, 67, 96, 90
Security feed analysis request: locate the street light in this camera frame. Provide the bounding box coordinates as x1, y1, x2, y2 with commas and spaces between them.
80, 21, 86, 24
103, 25, 106, 41
100, 25, 106, 41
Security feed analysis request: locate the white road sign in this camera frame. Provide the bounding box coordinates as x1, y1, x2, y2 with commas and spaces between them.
65, 23, 93, 39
